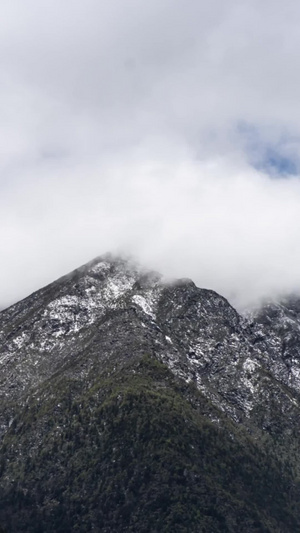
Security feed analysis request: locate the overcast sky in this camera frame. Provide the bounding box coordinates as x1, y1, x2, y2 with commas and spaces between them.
1, 0, 300, 310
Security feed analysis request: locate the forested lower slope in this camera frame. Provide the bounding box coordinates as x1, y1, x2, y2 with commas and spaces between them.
0, 356, 299, 532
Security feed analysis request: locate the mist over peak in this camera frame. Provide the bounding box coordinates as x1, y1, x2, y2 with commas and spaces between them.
1, 1, 300, 311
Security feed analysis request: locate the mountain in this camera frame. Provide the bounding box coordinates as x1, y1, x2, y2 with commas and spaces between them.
1, 255, 300, 532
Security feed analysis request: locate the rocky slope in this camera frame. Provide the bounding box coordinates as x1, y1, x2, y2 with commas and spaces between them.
1, 255, 300, 532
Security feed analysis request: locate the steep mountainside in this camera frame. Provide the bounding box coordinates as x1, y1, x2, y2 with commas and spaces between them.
1, 255, 300, 532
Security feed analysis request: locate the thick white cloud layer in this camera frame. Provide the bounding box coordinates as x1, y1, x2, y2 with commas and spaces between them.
1, 0, 300, 309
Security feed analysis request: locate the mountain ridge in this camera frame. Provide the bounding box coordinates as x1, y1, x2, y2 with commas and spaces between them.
1, 255, 300, 531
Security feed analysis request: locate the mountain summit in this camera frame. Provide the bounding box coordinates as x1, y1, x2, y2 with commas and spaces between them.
1, 255, 300, 532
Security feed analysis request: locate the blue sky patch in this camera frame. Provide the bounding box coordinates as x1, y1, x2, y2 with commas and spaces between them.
237, 122, 299, 177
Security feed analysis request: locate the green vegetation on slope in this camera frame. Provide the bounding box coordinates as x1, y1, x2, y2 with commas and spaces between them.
0, 355, 299, 532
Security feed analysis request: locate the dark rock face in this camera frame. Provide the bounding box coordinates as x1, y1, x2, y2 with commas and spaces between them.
1, 255, 300, 532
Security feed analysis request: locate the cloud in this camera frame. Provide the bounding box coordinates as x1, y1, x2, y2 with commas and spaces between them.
1, 0, 300, 310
